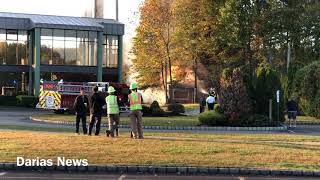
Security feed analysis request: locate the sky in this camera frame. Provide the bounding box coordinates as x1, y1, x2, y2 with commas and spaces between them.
0, 0, 143, 40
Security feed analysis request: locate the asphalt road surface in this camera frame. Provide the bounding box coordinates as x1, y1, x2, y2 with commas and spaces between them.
0, 172, 319, 180
0, 107, 320, 135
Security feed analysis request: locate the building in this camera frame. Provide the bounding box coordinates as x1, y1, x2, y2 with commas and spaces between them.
0, 12, 124, 96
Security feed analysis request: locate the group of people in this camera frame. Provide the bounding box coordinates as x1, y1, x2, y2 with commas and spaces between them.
199, 88, 299, 128
73, 83, 144, 139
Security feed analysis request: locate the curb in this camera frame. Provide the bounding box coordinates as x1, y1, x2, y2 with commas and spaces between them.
30, 117, 287, 132
1, 163, 319, 177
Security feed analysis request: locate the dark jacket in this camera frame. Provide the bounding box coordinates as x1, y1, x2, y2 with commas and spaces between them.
287, 100, 298, 112
89, 92, 106, 115
73, 95, 89, 114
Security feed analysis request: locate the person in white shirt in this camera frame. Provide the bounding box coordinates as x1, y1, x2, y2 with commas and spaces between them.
206, 94, 215, 111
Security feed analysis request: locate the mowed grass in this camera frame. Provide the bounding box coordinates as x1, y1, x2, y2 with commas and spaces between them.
0, 130, 320, 171
285, 116, 320, 124
32, 114, 200, 127
182, 104, 200, 110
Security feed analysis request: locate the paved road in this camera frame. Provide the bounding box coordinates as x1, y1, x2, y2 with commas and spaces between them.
0, 172, 319, 180
1, 107, 320, 135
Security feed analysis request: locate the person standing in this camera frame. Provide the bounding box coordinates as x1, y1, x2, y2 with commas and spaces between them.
199, 95, 206, 113
287, 97, 298, 128
128, 83, 143, 139
88, 86, 106, 136
73, 87, 88, 135
206, 93, 215, 111
105, 86, 120, 138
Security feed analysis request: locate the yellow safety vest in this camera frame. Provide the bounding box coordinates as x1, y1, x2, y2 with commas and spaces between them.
106, 95, 119, 114
128, 92, 142, 111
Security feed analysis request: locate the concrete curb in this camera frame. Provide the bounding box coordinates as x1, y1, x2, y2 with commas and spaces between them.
0, 163, 319, 177
30, 117, 287, 132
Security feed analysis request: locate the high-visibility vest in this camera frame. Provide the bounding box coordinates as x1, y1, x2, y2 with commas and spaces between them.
128, 92, 142, 110
106, 95, 119, 114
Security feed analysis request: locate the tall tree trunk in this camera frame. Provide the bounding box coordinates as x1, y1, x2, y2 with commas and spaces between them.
194, 56, 198, 103
161, 63, 165, 90
166, 22, 173, 103
164, 61, 168, 104
168, 54, 172, 104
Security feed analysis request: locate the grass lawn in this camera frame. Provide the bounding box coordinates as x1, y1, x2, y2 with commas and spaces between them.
285, 116, 320, 124
0, 130, 319, 171
32, 114, 200, 127
182, 104, 199, 110
0, 125, 73, 132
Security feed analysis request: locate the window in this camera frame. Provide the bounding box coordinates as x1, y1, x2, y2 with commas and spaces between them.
40, 29, 98, 66
104, 35, 118, 68
77, 31, 88, 66
0, 72, 29, 94
0, 29, 28, 65
41, 29, 53, 64
53, 29, 65, 65
6, 30, 18, 41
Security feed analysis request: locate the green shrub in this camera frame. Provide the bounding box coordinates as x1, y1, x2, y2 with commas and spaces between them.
142, 105, 152, 116
167, 103, 185, 115
150, 101, 165, 117
239, 114, 277, 127
293, 61, 320, 118
198, 111, 227, 126
214, 104, 223, 114
0, 96, 17, 106
16, 95, 39, 107
255, 64, 285, 122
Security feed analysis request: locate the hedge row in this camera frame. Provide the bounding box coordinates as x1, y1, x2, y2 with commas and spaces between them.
0, 95, 38, 107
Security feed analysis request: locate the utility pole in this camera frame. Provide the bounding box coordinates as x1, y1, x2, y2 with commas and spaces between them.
287, 42, 291, 73
116, 0, 119, 21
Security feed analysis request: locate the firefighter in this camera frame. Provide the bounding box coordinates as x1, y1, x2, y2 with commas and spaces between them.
206, 91, 215, 111
128, 82, 143, 139
73, 87, 89, 135
88, 86, 106, 136
105, 86, 120, 137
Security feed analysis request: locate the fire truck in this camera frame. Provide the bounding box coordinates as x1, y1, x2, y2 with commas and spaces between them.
37, 81, 130, 113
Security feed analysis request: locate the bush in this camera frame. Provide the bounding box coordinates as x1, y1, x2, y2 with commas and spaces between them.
214, 104, 223, 114
239, 114, 275, 127
0, 96, 17, 106
198, 111, 227, 126
293, 61, 320, 118
150, 101, 165, 117
167, 103, 185, 115
255, 64, 285, 122
16, 95, 39, 107
142, 105, 152, 116
220, 68, 252, 121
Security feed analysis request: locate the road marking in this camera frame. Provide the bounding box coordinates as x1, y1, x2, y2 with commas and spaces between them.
0, 172, 7, 176
118, 174, 127, 180
238, 177, 246, 180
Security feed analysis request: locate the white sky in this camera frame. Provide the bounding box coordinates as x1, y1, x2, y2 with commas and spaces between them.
0, 0, 143, 40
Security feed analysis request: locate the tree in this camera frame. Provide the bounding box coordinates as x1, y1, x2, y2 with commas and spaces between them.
132, 0, 175, 102
220, 68, 252, 122
293, 61, 320, 118
255, 64, 285, 121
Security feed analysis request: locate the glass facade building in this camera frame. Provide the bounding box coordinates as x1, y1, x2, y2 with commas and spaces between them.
0, 12, 124, 96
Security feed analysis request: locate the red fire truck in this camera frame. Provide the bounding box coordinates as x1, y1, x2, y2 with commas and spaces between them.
37, 81, 130, 113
